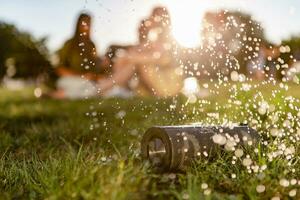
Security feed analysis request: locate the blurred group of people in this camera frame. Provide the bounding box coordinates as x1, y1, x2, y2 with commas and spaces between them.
50, 7, 297, 99
52, 7, 182, 99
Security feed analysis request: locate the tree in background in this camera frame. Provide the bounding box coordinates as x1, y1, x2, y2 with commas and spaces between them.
0, 22, 52, 81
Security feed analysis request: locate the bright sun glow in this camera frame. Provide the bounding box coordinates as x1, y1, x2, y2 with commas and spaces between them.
167, 1, 204, 48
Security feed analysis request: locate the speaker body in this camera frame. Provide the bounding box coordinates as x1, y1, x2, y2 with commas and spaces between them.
141, 125, 260, 171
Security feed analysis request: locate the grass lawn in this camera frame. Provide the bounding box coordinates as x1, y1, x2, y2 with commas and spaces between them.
0, 83, 299, 199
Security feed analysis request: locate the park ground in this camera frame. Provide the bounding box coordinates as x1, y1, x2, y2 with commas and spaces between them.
0, 83, 300, 199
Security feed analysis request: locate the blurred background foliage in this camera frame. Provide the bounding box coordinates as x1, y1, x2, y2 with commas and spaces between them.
0, 22, 53, 80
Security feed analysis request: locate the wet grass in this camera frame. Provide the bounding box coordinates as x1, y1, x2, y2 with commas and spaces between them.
0, 84, 299, 199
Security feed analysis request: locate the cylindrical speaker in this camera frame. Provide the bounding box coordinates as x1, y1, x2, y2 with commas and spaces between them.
141, 125, 260, 171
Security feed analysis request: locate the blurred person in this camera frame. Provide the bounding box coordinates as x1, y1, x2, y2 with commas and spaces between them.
246, 45, 266, 80
98, 7, 183, 97
247, 44, 287, 81
101, 44, 133, 75
51, 13, 103, 99
201, 11, 265, 79
286, 50, 300, 83
97, 44, 135, 98
263, 45, 283, 80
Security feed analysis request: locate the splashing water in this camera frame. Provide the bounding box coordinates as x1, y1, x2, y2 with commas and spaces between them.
81, 1, 300, 198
